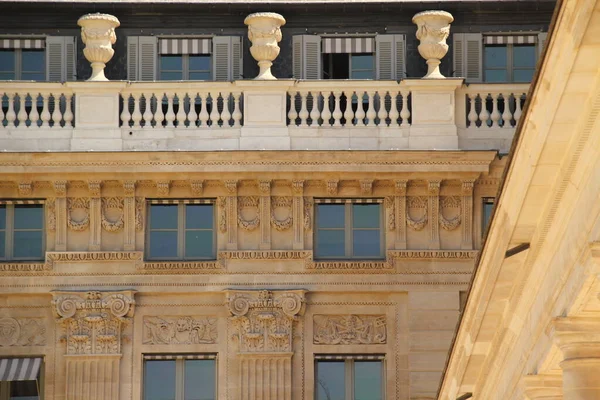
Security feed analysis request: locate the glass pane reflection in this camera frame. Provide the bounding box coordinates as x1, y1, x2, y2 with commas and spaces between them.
144, 360, 176, 400
316, 361, 345, 400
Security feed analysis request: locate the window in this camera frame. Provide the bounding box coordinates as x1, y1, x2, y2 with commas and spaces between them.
315, 202, 383, 259
0, 204, 44, 261
147, 202, 215, 260
0, 49, 45, 81
322, 53, 374, 80
143, 356, 216, 400
482, 198, 495, 234
484, 44, 536, 83
159, 55, 212, 81
315, 357, 384, 400
0, 357, 43, 400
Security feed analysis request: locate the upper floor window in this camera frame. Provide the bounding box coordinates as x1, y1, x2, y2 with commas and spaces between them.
0, 357, 44, 400
293, 34, 405, 80
143, 355, 216, 400
0, 203, 44, 261
315, 355, 384, 400
128, 36, 242, 81
482, 197, 495, 235
315, 200, 383, 260
146, 200, 215, 261
0, 48, 45, 81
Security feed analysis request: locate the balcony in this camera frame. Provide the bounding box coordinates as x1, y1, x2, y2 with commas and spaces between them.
0, 80, 528, 153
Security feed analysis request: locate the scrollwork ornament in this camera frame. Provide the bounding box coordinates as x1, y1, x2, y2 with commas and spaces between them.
228, 295, 250, 317
279, 294, 303, 318
238, 196, 260, 231
53, 295, 80, 319
107, 294, 132, 318
271, 196, 293, 231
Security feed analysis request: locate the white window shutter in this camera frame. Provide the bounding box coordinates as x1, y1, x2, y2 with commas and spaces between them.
46, 36, 76, 81
213, 36, 241, 81
395, 35, 406, 80
454, 33, 482, 83
138, 36, 157, 81
292, 35, 321, 79
127, 36, 139, 81
538, 32, 548, 57
452, 33, 465, 78
376, 34, 394, 80
231, 36, 242, 80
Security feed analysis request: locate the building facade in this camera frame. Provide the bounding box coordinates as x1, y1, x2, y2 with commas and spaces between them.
0, 1, 553, 399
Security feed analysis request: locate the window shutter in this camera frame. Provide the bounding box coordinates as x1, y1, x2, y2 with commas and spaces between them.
46, 36, 76, 81
127, 36, 139, 81
453, 33, 482, 83
292, 35, 321, 79
375, 34, 405, 80
231, 36, 242, 80
139, 36, 157, 81
395, 35, 406, 80
213, 36, 241, 81
538, 32, 548, 57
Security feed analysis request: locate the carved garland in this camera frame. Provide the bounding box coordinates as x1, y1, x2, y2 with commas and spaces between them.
101, 197, 124, 232
303, 197, 313, 230
67, 198, 90, 231
271, 196, 293, 231
218, 197, 227, 233
439, 196, 461, 231
46, 198, 56, 231
135, 197, 144, 232
238, 196, 260, 231
406, 196, 428, 231
385, 197, 395, 231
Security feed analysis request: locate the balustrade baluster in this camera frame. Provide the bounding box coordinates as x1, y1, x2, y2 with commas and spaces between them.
514, 93, 523, 124
287, 91, 298, 126
388, 91, 399, 127
501, 93, 513, 128
355, 91, 366, 126
40, 93, 50, 127
221, 93, 232, 127
343, 91, 356, 126
467, 94, 478, 128
187, 93, 199, 128
209, 93, 220, 127
298, 91, 309, 127
29, 93, 39, 127
479, 94, 490, 127
154, 94, 165, 127
198, 92, 209, 127
165, 93, 176, 127
17, 92, 28, 127
490, 93, 500, 128
232, 92, 242, 127
366, 90, 376, 126
175, 92, 187, 127
0, 93, 5, 125
131, 93, 142, 128
142, 93, 154, 128
321, 92, 332, 127
377, 91, 389, 127
63, 93, 73, 127
120, 93, 131, 127
51, 93, 63, 127
332, 91, 342, 127
6, 93, 16, 127
309, 91, 321, 126
400, 90, 411, 127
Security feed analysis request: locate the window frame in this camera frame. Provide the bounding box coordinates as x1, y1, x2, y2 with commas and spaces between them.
315, 357, 386, 400
0, 203, 45, 262
322, 52, 375, 80
0, 48, 46, 81
159, 54, 212, 81
142, 356, 217, 400
0, 358, 44, 400
483, 43, 537, 83
482, 197, 495, 235
314, 201, 384, 260
146, 201, 216, 261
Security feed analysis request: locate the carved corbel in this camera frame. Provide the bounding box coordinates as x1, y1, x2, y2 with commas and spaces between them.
326, 179, 339, 195
156, 180, 171, 196
190, 180, 204, 196
359, 179, 373, 195
17, 181, 33, 196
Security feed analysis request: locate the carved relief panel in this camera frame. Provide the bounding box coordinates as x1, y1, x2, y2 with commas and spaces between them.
143, 316, 217, 345
0, 317, 46, 347
313, 314, 387, 345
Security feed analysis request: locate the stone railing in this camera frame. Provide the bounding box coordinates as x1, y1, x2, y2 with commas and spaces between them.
0, 80, 530, 152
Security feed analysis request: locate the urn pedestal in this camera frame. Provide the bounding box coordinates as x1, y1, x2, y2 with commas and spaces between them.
77, 13, 120, 81
244, 12, 286, 80
412, 10, 454, 79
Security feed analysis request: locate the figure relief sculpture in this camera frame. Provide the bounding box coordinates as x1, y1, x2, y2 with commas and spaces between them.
0, 318, 46, 347
143, 316, 218, 345
313, 315, 387, 345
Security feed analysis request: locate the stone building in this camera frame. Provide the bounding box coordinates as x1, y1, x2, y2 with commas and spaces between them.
0, 1, 554, 399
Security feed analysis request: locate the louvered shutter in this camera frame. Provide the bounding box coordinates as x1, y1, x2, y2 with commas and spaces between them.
212, 36, 241, 81
231, 36, 242, 80
453, 33, 482, 83
395, 35, 406, 80
127, 36, 157, 81
127, 36, 139, 80
292, 35, 321, 79
538, 32, 548, 58
375, 34, 405, 80
46, 36, 76, 81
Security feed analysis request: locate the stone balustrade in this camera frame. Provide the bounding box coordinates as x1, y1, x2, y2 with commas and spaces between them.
0, 80, 528, 152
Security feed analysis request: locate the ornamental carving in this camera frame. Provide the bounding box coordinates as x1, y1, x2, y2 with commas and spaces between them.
18, 181, 33, 196
313, 315, 386, 345
326, 180, 339, 195
385, 197, 396, 231
46, 198, 56, 231
143, 316, 217, 345
52, 290, 135, 355
87, 180, 102, 197
304, 197, 313, 230
218, 197, 227, 233
359, 180, 373, 195
0, 318, 46, 347
122, 180, 136, 197
440, 196, 461, 231
101, 197, 124, 232
224, 180, 238, 194
226, 289, 306, 353
156, 181, 171, 196
45, 251, 143, 269
271, 196, 293, 231
190, 180, 204, 196
258, 179, 271, 194
67, 198, 90, 231
238, 196, 260, 231
53, 180, 67, 196
407, 196, 428, 231
135, 197, 144, 231
291, 180, 304, 195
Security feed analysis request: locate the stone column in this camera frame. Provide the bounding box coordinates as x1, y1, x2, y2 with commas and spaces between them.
523, 374, 563, 400
225, 289, 306, 400
224, 180, 239, 250
292, 180, 305, 250
428, 179, 441, 249
553, 317, 600, 400
122, 181, 136, 251
394, 180, 408, 249
258, 179, 272, 250
53, 181, 67, 251
461, 179, 475, 250
88, 181, 102, 251
52, 290, 136, 400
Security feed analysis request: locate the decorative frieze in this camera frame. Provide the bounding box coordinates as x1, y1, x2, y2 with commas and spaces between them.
0, 317, 46, 347
140, 260, 224, 271
219, 250, 311, 261
271, 196, 293, 231
388, 250, 478, 260
67, 198, 90, 231
143, 316, 217, 344
306, 258, 393, 270
238, 196, 260, 231
313, 315, 386, 345
439, 195, 461, 231
0, 263, 47, 272
45, 251, 143, 269
407, 196, 428, 231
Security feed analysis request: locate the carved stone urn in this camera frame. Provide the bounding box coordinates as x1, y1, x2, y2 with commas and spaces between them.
77, 13, 120, 81
244, 12, 286, 80
412, 10, 454, 79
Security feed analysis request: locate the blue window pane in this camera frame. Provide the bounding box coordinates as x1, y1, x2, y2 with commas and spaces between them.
161, 55, 183, 71
316, 361, 345, 400
485, 69, 508, 83
353, 230, 381, 257
144, 360, 176, 400
354, 361, 382, 400
149, 231, 178, 258
351, 70, 374, 79
351, 54, 374, 70
14, 205, 43, 229
316, 229, 345, 257
150, 205, 178, 229
0, 206, 5, 229
185, 230, 213, 259
184, 359, 216, 400
352, 204, 380, 229
0, 72, 15, 80
0, 231, 5, 258
317, 204, 345, 229
514, 69, 535, 82
21, 72, 45, 81
189, 72, 212, 81
21, 50, 45, 72
186, 204, 213, 229
189, 55, 211, 71
513, 45, 536, 68
13, 231, 43, 259
483, 199, 495, 233
160, 71, 183, 81
485, 46, 507, 68
0, 50, 15, 72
